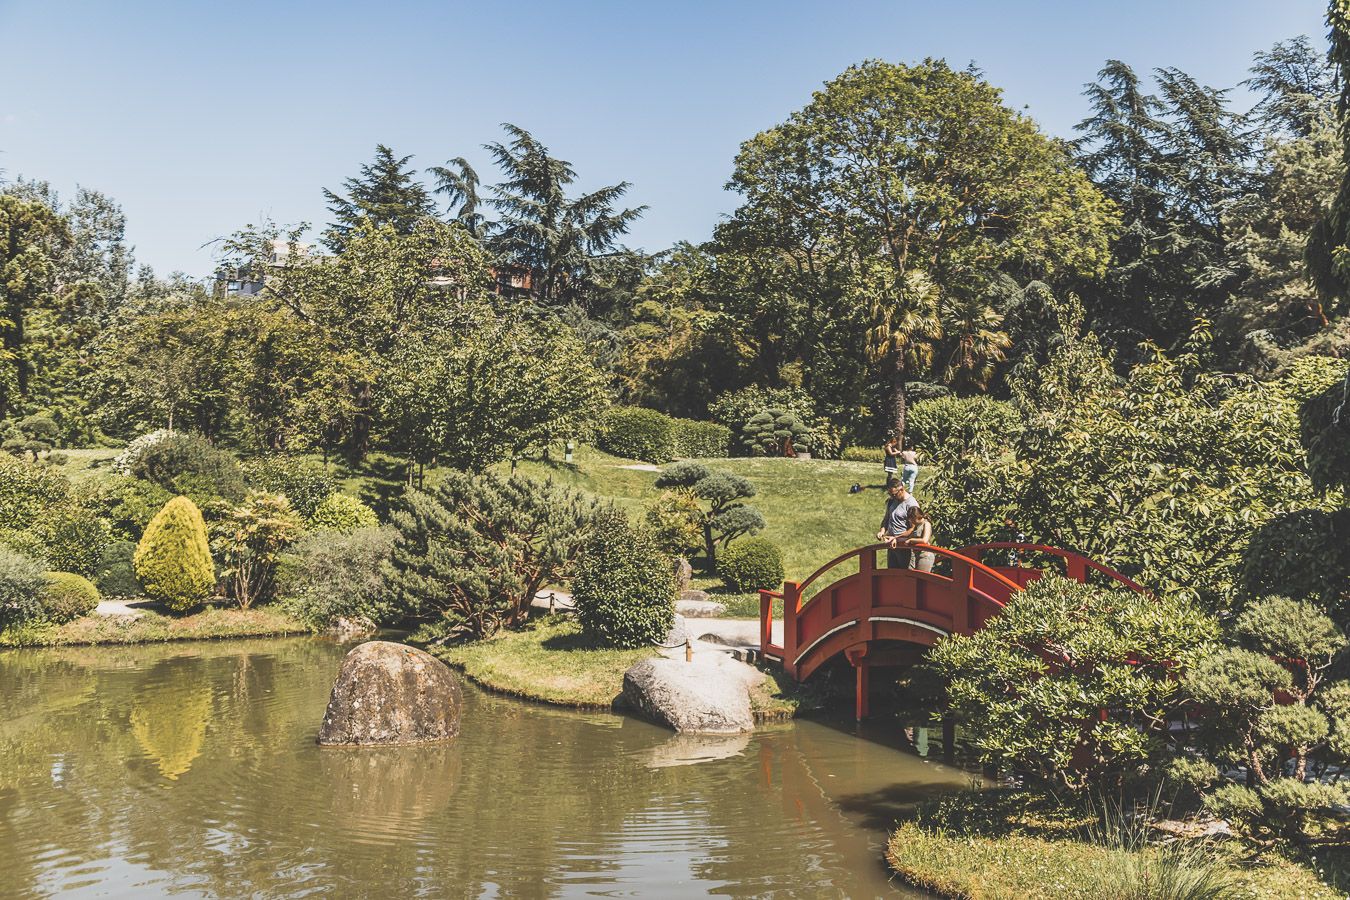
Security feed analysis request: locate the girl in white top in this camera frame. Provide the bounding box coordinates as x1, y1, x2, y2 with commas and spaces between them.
900, 446, 919, 493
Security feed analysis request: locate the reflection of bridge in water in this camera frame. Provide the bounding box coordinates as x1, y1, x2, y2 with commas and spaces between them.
758, 542, 1146, 722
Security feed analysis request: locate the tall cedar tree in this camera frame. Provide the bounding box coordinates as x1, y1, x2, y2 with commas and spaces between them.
322, 145, 436, 253
485, 124, 646, 311
1072, 61, 1252, 359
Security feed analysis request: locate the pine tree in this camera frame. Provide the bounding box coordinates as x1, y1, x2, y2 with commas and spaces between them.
322, 145, 436, 253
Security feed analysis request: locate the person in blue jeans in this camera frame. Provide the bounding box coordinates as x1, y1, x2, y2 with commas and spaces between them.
900, 445, 919, 493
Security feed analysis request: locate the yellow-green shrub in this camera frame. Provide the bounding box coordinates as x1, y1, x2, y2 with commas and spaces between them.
42, 572, 101, 623
134, 496, 215, 612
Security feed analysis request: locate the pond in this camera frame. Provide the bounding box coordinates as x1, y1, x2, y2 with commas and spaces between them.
0, 637, 971, 898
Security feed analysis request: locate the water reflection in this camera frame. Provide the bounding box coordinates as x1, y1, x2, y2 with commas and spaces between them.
0, 638, 969, 897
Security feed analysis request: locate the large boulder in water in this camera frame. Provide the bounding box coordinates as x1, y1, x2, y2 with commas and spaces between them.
317, 641, 462, 746
621, 653, 761, 734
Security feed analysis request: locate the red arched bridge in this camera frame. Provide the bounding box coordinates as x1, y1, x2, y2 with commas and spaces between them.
758, 542, 1145, 720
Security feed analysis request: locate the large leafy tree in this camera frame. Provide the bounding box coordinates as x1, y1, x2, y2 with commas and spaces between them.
322, 145, 437, 253
0, 195, 68, 419
485, 124, 646, 311
923, 294, 1321, 610
727, 59, 1116, 439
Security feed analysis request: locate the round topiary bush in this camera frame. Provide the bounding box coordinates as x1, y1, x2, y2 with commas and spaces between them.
42, 572, 101, 624
717, 538, 784, 593
597, 407, 676, 463
134, 496, 215, 613
573, 509, 676, 648
309, 492, 379, 534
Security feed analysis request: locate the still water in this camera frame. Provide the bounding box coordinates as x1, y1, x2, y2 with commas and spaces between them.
0, 638, 970, 898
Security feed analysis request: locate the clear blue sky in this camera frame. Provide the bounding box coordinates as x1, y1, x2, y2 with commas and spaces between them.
0, 0, 1328, 277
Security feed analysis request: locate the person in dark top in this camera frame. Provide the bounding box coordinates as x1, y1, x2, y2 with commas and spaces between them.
877, 481, 918, 568
882, 438, 900, 481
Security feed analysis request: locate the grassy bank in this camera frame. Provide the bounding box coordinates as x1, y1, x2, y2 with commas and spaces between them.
886, 823, 1336, 900
432, 615, 802, 718
0, 605, 307, 648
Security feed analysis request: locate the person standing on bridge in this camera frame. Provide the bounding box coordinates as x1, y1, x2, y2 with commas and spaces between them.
910, 507, 935, 572
877, 481, 918, 569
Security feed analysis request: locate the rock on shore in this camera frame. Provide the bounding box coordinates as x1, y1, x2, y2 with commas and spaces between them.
317, 641, 463, 746
621, 653, 763, 734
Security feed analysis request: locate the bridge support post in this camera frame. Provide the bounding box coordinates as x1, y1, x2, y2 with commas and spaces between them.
846, 646, 869, 720
942, 718, 956, 764
781, 581, 802, 679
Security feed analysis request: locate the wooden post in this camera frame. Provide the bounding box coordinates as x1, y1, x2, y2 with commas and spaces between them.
782, 580, 802, 679
942, 718, 956, 764
759, 589, 773, 654
855, 663, 870, 720
949, 560, 972, 635
1066, 557, 1088, 584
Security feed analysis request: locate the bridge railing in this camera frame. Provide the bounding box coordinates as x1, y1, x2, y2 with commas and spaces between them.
760, 542, 1023, 669
954, 543, 1146, 594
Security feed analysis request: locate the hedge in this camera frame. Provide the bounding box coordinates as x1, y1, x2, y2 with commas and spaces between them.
841, 446, 886, 463
597, 407, 677, 463
718, 537, 784, 593
672, 418, 731, 458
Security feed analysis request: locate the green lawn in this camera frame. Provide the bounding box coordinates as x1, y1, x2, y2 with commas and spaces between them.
887, 822, 1337, 900
508, 446, 893, 585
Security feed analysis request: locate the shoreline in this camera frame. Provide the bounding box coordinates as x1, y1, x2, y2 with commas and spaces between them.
0, 605, 310, 649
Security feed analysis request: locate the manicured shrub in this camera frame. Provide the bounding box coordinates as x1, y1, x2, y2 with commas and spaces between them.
385, 471, 599, 639
0, 453, 70, 530
654, 462, 764, 565
742, 408, 812, 456
597, 407, 676, 463
709, 385, 816, 453
244, 455, 338, 518
309, 492, 379, 533
0, 545, 46, 629
671, 418, 731, 458
717, 538, 784, 593
95, 540, 141, 597
211, 492, 304, 609
841, 446, 886, 463
134, 496, 215, 613
573, 508, 676, 648
112, 428, 173, 475
279, 527, 396, 630
42, 572, 100, 624
129, 432, 246, 503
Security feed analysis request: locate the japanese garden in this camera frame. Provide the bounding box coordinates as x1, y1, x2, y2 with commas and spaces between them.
4, 2, 1350, 897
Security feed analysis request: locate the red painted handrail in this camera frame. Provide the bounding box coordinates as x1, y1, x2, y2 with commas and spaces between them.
954, 543, 1147, 594
795, 542, 1022, 609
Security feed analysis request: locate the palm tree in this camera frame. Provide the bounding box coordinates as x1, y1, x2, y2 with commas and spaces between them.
484, 123, 646, 307
859, 264, 943, 441
938, 292, 1011, 390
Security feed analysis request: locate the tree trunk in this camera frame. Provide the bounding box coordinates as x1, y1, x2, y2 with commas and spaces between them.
890, 352, 908, 443
703, 520, 716, 567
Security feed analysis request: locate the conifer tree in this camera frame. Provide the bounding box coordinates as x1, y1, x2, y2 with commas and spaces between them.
134, 496, 215, 612
322, 145, 436, 252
